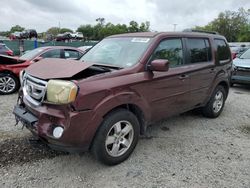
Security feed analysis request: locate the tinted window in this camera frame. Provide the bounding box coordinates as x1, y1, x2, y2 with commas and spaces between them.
187, 38, 212, 63
64, 49, 82, 59
215, 39, 231, 62
41, 49, 61, 58
150, 38, 183, 67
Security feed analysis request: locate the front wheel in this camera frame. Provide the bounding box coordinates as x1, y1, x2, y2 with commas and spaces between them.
202, 85, 226, 118
91, 109, 140, 165
0, 73, 20, 95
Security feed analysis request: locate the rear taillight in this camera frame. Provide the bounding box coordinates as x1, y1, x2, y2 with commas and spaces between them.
6, 50, 13, 56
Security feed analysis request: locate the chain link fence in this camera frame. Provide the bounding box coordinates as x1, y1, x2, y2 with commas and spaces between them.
2, 40, 98, 55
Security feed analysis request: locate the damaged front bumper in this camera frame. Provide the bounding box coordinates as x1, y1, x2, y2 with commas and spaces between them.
13, 99, 100, 153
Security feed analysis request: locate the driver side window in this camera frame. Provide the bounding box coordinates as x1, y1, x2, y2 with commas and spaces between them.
150, 38, 184, 68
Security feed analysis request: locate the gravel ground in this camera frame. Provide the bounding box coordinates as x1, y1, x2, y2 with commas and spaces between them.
0, 85, 250, 188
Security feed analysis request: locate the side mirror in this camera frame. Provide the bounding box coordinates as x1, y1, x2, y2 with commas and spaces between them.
33, 56, 43, 62
147, 59, 169, 72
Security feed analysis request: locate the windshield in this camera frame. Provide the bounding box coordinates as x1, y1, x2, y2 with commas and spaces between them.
19, 48, 45, 60
80, 37, 151, 68
239, 48, 250, 59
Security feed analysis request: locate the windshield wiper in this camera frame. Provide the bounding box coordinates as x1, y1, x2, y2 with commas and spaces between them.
93, 64, 122, 70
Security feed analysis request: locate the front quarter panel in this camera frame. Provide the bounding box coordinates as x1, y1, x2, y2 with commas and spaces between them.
73, 72, 152, 121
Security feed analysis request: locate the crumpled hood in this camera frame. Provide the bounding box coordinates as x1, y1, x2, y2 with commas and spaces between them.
26, 58, 94, 80
0, 54, 25, 65
233, 58, 250, 68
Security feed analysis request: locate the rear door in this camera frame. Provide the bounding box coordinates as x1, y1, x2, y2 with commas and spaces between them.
184, 37, 216, 108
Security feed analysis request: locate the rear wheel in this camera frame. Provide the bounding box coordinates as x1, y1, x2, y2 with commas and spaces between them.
0, 73, 20, 95
91, 109, 140, 165
202, 85, 226, 118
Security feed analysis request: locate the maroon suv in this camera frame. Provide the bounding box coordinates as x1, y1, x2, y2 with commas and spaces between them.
14, 31, 232, 165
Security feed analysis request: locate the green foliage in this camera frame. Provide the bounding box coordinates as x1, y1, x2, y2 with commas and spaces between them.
237, 24, 250, 42
46, 27, 60, 36
59, 28, 73, 34
77, 18, 150, 40
77, 24, 95, 40
194, 8, 250, 42
5, 19, 150, 40
0, 31, 10, 37
10, 25, 25, 33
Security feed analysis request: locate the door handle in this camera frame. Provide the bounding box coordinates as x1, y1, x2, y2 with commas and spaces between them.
178, 74, 189, 80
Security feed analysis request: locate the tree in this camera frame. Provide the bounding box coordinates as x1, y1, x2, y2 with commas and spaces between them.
59, 28, 73, 34
46, 27, 60, 36
139, 21, 150, 32
77, 24, 94, 40
0, 31, 10, 37
77, 19, 150, 40
194, 8, 250, 42
237, 24, 250, 42
96, 18, 105, 27
10, 25, 25, 33
128, 21, 139, 32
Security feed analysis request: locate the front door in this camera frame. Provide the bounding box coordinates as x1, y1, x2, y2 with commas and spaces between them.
138, 38, 191, 121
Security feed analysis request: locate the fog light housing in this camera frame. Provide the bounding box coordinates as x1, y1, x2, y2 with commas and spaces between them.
53, 126, 64, 139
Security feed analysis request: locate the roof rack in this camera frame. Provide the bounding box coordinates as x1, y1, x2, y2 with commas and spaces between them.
183, 29, 219, 35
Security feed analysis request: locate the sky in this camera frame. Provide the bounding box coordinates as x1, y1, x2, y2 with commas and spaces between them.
0, 0, 249, 32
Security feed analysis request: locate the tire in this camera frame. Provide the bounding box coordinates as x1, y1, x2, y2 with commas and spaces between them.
0, 73, 20, 95
91, 109, 140, 165
202, 85, 226, 118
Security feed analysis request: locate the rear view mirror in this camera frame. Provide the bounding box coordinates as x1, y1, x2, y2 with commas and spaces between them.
147, 59, 169, 72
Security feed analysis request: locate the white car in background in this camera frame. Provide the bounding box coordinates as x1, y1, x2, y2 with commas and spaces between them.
231, 48, 250, 86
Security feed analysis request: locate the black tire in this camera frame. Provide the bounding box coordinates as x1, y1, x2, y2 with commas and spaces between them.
0, 73, 20, 95
91, 109, 140, 165
202, 85, 226, 118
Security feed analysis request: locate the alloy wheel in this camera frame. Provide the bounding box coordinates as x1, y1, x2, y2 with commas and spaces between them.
212, 90, 224, 113
0, 76, 16, 94
105, 120, 134, 157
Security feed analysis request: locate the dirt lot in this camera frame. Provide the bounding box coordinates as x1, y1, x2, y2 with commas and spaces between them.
0, 86, 250, 188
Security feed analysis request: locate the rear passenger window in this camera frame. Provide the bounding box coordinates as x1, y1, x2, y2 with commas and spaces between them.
150, 38, 183, 67
214, 39, 231, 63
187, 38, 212, 63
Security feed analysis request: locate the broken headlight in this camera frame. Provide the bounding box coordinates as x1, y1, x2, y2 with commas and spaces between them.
46, 80, 78, 104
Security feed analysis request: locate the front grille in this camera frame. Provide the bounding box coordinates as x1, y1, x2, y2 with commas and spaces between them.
23, 73, 47, 106
235, 66, 250, 77
236, 66, 250, 72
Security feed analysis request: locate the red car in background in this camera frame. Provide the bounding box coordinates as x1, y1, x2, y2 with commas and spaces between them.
0, 46, 84, 94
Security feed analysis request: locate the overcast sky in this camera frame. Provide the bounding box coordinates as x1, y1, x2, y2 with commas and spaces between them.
1, 0, 249, 32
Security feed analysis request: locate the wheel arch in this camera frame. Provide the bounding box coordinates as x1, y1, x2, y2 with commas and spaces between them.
0, 70, 17, 77
89, 102, 148, 151
102, 103, 147, 135
217, 81, 229, 99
